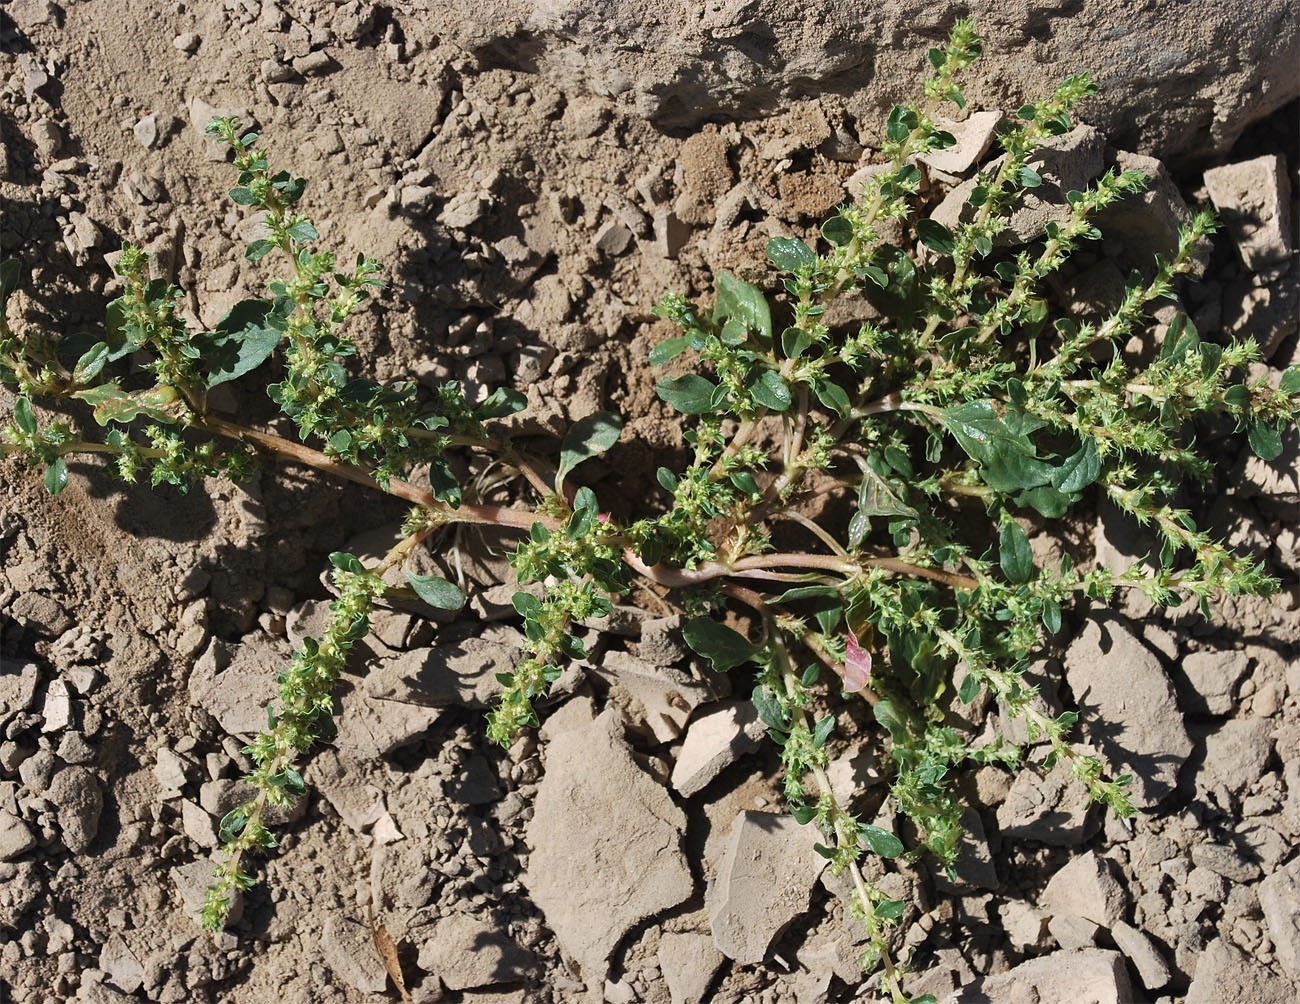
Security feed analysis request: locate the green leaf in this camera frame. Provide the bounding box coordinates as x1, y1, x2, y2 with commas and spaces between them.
714, 271, 772, 343
44, 457, 68, 496
821, 215, 853, 246
218, 805, 249, 843
999, 521, 1033, 583
279, 768, 306, 798
729, 471, 760, 496
512, 591, 543, 618
872, 699, 909, 743
13, 397, 36, 435
73, 342, 110, 384
1280, 367, 1300, 395
812, 715, 834, 749
862, 825, 904, 858
329, 552, 366, 575
749, 369, 791, 412
648, 336, 690, 366
781, 326, 812, 360
683, 617, 757, 671
477, 386, 527, 419
958, 673, 980, 704
403, 571, 465, 610
938, 400, 1053, 493
286, 221, 318, 241
766, 237, 816, 273
656, 467, 677, 493
1016, 167, 1042, 188
1248, 423, 1283, 461
1051, 436, 1101, 493
874, 898, 907, 920
73, 383, 180, 426
657, 374, 719, 414
244, 239, 277, 262
228, 187, 256, 205
1042, 598, 1062, 634
752, 684, 786, 731
201, 299, 281, 389
811, 377, 851, 417
556, 411, 623, 487
791, 805, 818, 825
916, 219, 955, 255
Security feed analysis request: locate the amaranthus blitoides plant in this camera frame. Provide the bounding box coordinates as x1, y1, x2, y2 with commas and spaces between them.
3, 20, 1297, 1002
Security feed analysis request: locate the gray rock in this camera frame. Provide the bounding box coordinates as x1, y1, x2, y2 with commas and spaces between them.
594, 650, 716, 744
1110, 920, 1171, 990
172, 858, 240, 925
1099, 150, 1192, 262
99, 932, 144, 994
439, 191, 490, 230
1041, 850, 1128, 929
640, 614, 689, 666
706, 810, 825, 964
653, 208, 692, 259
321, 916, 388, 994
416, 913, 534, 989
198, 778, 305, 826
943, 948, 1133, 1004
995, 754, 1097, 845
932, 807, 999, 892
931, 125, 1104, 245
1047, 912, 1100, 950
1190, 842, 1261, 884
291, 50, 335, 76
47, 766, 102, 852
1179, 649, 1251, 716
132, 114, 160, 149
180, 799, 217, 850
1000, 900, 1048, 950
658, 930, 725, 1004
365, 637, 521, 709
1204, 154, 1295, 271
1257, 857, 1300, 982
1064, 620, 1191, 808
1185, 937, 1294, 1004
172, 32, 200, 53
153, 748, 192, 797
188, 636, 283, 738
919, 110, 1002, 178
1222, 275, 1300, 362
670, 699, 766, 796
0, 660, 39, 716
421, 1, 1298, 158
0, 810, 35, 861
594, 219, 634, 257
523, 702, 693, 980
1201, 717, 1273, 796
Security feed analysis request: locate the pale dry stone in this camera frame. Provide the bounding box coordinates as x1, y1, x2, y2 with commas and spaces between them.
523, 703, 692, 980
706, 810, 826, 964
0, 810, 35, 862
172, 858, 241, 925
1042, 849, 1128, 929
1190, 841, 1261, 884
47, 766, 102, 853
1111, 919, 1172, 990
416, 913, 535, 989
995, 753, 1097, 845
365, 637, 520, 709
1201, 717, 1274, 796
321, 916, 389, 994
919, 110, 1002, 178
1047, 912, 1100, 950
1063, 619, 1191, 808
421, 1, 1298, 158
930, 124, 1104, 245
1257, 856, 1300, 982
99, 933, 144, 994
1204, 154, 1295, 271
593, 650, 715, 744
932, 807, 998, 892
1179, 649, 1251, 716
943, 948, 1133, 1004
1185, 937, 1294, 1004
670, 698, 766, 796
657, 930, 725, 1004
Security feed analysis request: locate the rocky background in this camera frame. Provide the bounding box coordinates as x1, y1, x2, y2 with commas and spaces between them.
1, 1, 1298, 1003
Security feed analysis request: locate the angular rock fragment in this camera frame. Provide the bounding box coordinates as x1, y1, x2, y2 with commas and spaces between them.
943, 948, 1133, 1004
99, 932, 144, 994
932, 807, 998, 892
919, 110, 1001, 178
1100, 150, 1192, 261
1064, 620, 1191, 807
1257, 856, 1300, 982
658, 929, 725, 1004
416, 913, 534, 989
1201, 717, 1273, 796
1184, 937, 1294, 1004
1190, 841, 1261, 884
0, 810, 35, 862
706, 810, 825, 964
523, 702, 692, 979
594, 650, 715, 743
47, 766, 102, 852
1111, 919, 1171, 990
322, 915, 389, 994
995, 754, 1097, 845
1179, 649, 1251, 716
1047, 912, 1100, 950
670, 698, 766, 796
1203, 154, 1294, 271
1041, 849, 1128, 929
365, 637, 520, 709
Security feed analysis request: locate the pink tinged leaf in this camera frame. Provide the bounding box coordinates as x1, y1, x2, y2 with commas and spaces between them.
844, 632, 872, 693
597, 512, 610, 523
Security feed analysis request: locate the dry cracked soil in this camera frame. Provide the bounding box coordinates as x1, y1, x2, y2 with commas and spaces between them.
1, 2, 1299, 1004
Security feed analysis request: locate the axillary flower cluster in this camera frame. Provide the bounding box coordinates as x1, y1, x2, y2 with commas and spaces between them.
3, 19, 1297, 1001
